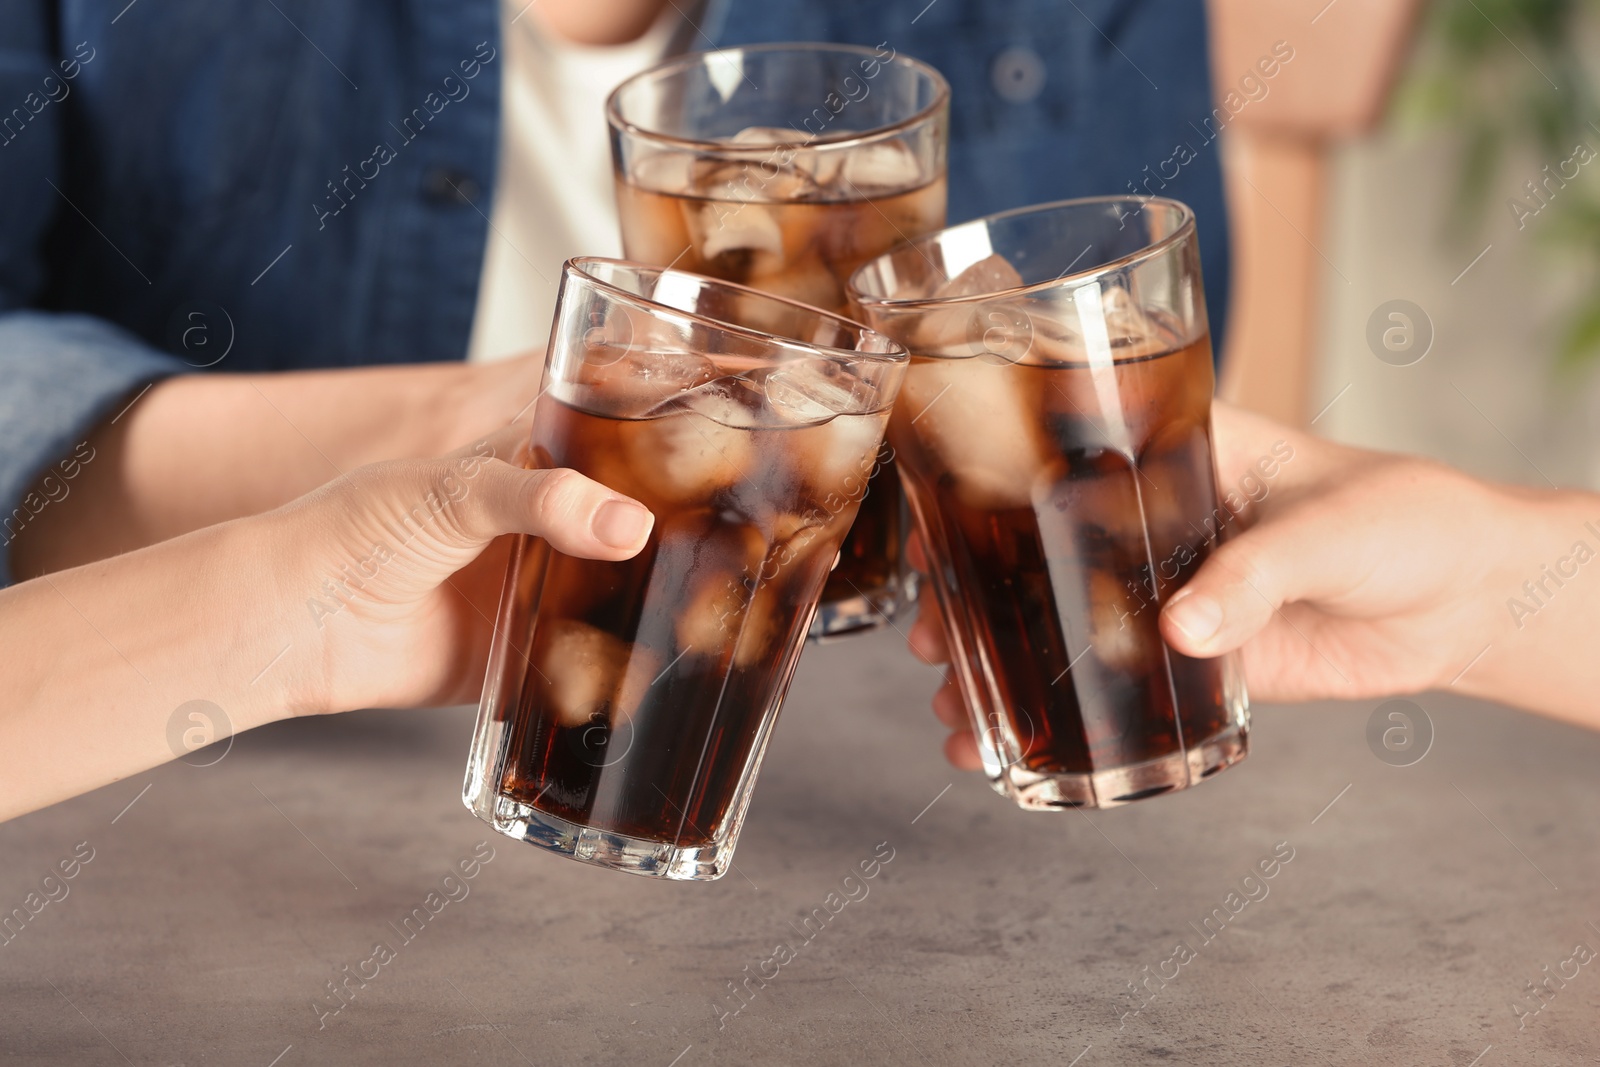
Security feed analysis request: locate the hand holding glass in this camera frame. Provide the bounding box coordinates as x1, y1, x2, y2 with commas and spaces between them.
465, 258, 906, 879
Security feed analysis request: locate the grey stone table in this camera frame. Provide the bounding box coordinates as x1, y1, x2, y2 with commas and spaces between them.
3, 628, 1598, 1066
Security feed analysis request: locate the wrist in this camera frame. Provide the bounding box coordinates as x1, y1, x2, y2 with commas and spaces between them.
0, 512, 334, 818
188, 513, 335, 724
1448, 478, 1600, 712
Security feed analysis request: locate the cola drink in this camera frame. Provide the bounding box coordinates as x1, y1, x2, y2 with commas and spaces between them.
494, 390, 889, 845
614, 157, 947, 315
894, 334, 1235, 779
608, 45, 951, 639
465, 259, 906, 878
851, 200, 1249, 808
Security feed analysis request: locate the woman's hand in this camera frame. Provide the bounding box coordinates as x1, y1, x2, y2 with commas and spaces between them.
1154, 403, 1523, 700
912, 401, 1600, 769
266, 425, 653, 715
0, 424, 651, 820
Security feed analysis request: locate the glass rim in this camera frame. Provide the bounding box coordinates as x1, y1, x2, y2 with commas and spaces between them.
847, 196, 1198, 310
605, 42, 951, 154
565, 256, 909, 366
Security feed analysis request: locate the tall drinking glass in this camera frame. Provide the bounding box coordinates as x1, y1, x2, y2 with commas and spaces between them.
465, 258, 907, 879
850, 198, 1249, 809
606, 43, 948, 639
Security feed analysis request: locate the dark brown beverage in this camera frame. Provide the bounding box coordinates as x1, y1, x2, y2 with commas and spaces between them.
853, 197, 1247, 809
466, 257, 906, 878
495, 392, 889, 846
614, 175, 948, 313
892, 334, 1238, 789
615, 158, 946, 636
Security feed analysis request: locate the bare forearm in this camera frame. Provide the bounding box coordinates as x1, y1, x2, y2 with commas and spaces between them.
11, 358, 538, 578
0, 429, 649, 821
0, 519, 312, 821
1215, 130, 1322, 426
1457, 484, 1600, 730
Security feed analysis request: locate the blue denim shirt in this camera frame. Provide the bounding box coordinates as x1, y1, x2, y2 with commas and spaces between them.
0, 0, 1226, 583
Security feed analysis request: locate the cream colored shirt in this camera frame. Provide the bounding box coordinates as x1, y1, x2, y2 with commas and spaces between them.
466, 3, 679, 363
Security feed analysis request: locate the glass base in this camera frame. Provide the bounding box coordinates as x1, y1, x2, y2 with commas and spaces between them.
1002, 721, 1249, 810
485, 794, 733, 881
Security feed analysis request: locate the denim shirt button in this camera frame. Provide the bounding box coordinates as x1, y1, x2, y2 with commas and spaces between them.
422, 167, 481, 206
991, 46, 1047, 104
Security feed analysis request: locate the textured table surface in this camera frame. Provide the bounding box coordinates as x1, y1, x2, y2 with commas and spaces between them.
2, 627, 1597, 1066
